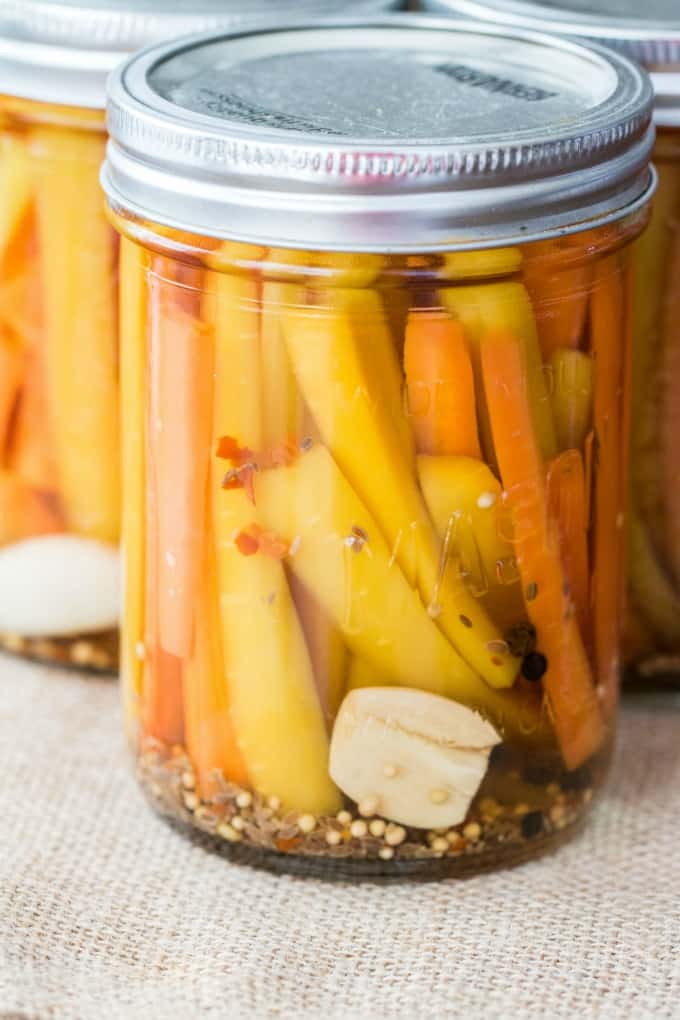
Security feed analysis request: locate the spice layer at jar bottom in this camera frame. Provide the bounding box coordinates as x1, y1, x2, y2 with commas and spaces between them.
110, 211, 641, 876
0, 96, 121, 671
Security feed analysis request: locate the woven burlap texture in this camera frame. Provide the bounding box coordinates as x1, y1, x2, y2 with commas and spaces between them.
2, 660, 680, 1020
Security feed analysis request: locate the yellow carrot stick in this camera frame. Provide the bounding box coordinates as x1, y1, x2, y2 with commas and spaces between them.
211, 269, 340, 815
260, 281, 306, 448
119, 238, 148, 732
417, 454, 525, 631
440, 248, 523, 280
404, 309, 482, 458
288, 573, 348, 726
148, 258, 213, 660
480, 328, 604, 769
282, 291, 520, 688
32, 125, 119, 542
346, 656, 382, 692
0, 133, 33, 258
548, 348, 593, 453
442, 281, 557, 464
590, 258, 626, 718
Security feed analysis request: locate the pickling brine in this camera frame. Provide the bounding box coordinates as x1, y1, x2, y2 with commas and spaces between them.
111, 221, 642, 874
105, 16, 654, 876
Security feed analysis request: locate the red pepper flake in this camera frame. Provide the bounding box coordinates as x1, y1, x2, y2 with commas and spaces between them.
258, 531, 290, 560
216, 435, 254, 465
235, 524, 263, 557
222, 464, 257, 504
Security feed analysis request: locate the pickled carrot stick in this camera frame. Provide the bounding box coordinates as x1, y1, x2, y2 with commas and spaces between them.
590, 259, 625, 718
141, 645, 185, 747
660, 226, 680, 590
0, 334, 22, 461
417, 454, 525, 631
440, 248, 522, 280
211, 268, 341, 815
260, 281, 306, 448
283, 292, 520, 689
184, 524, 248, 796
288, 572, 348, 726
548, 349, 593, 453
119, 238, 148, 732
404, 309, 482, 458
442, 281, 557, 464
148, 258, 214, 660
0, 133, 32, 258
480, 328, 604, 769
0, 470, 62, 545
32, 126, 119, 542
546, 450, 590, 642
6, 344, 59, 492
524, 259, 591, 357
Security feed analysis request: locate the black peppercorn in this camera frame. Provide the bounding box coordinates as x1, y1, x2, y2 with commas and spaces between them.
521, 651, 548, 682
521, 811, 544, 839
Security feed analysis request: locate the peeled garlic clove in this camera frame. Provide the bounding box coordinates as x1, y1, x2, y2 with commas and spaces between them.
329, 687, 501, 830
0, 535, 120, 637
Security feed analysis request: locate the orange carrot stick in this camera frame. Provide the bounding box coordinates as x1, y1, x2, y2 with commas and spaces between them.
590, 258, 626, 719
141, 644, 185, 748
184, 530, 248, 796
546, 450, 590, 642
0, 334, 22, 461
7, 344, 58, 491
480, 328, 604, 769
404, 309, 482, 458
0, 470, 62, 545
148, 257, 214, 659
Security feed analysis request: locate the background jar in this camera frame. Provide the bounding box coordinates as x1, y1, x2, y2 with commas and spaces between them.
104, 16, 654, 878
0, 0, 403, 672
418, 2, 680, 681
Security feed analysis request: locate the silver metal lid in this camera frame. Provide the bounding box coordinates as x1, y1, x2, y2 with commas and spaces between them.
102, 15, 655, 252
423, 1, 680, 127
0, 0, 401, 109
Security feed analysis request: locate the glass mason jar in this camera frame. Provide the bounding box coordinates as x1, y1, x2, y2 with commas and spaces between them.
0, 0, 401, 672
420, 4, 680, 682
104, 16, 654, 877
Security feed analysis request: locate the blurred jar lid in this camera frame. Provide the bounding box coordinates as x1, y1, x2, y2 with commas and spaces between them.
103, 14, 655, 251
0, 0, 402, 108
422, 0, 680, 126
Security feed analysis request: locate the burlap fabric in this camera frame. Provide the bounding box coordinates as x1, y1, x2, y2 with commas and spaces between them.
2, 659, 680, 1020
